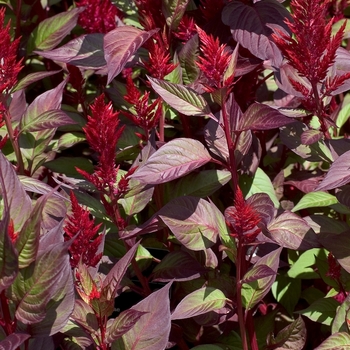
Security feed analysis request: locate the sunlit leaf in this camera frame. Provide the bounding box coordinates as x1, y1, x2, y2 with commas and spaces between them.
292, 192, 338, 212
171, 287, 227, 320
315, 332, 350, 349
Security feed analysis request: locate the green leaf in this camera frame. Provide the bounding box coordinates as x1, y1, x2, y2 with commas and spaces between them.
30, 7, 84, 51
191, 346, 223, 350
287, 248, 321, 279
147, 76, 210, 116
315, 332, 350, 349
332, 293, 350, 334
240, 167, 279, 208
44, 157, 94, 178
271, 274, 301, 316
13, 70, 62, 93
171, 287, 228, 320
296, 297, 340, 326
241, 247, 282, 310
162, 0, 190, 30
292, 192, 338, 212
57, 132, 86, 150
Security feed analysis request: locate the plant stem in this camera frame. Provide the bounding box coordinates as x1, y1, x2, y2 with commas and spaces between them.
0, 291, 14, 336
3, 109, 24, 174
236, 240, 248, 350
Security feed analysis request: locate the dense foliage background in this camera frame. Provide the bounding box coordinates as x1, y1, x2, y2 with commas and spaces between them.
2, 0, 350, 349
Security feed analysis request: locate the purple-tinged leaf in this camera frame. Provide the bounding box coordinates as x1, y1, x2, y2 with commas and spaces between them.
41, 196, 67, 232
19, 109, 75, 133
38, 220, 64, 254
106, 309, 147, 343
13, 240, 73, 326
336, 186, 350, 208
171, 287, 227, 320
332, 293, 350, 334
242, 265, 277, 284
148, 76, 211, 116
222, 0, 291, 66
316, 150, 350, 191
0, 213, 18, 293
102, 241, 140, 299
9, 90, 26, 122
118, 186, 154, 216
32, 7, 84, 51
318, 230, 350, 274
27, 336, 55, 350
178, 34, 200, 85
238, 103, 294, 131
115, 283, 172, 350
204, 118, 229, 161
71, 299, 99, 334
131, 138, 211, 184
330, 48, 350, 96
315, 332, 350, 350
247, 193, 275, 227
0, 151, 32, 232
36, 34, 106, 69
285, 176, 321, 194
13, 70, 61, 93
162, 0, 190, 30
223, 44, 239, 86
241, 247, 282, 310
266, 211, 319, 250
268, 316, 306, 349
158, 196, 219, 251
104, 26, 158, 83
20, 79, 67, 131
151, 251, 206, 282
301, 129, 323, 145
0, 334, 30, 350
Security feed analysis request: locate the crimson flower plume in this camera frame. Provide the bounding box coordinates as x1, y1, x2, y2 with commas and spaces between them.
0, 8, 22, 95
64, 192, 103, 268
225, 187, 261, 244
76, 0, 123, 33
77, 94, 124, 194
173, 15, 197, 43
196, 26, 233, 92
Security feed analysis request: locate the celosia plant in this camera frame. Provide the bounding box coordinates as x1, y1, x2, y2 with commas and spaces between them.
2, 0, 350, 349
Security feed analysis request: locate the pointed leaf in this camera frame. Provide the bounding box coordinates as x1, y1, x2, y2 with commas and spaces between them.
131, 138, 211, 184
31, 7, 84, 51
269, 316, 306, 349
332, 293, 350, 334
296, 297, 340, 326
292, 192, 338, 212
0, 213, 18, 293
158, 196, 220, 251
162, 0, 190, 30
151, 250, 206, 282
315, 332, 350, 350
242, 265, 277, 284
178, 34, 200, 84
13, 240, 73, 325
115, 283, 172, 350
316, 150, 350, 191
148, 76, 210, 116
19, 109, 75, 133
0, 334, 31, 350
0, 152, 32, 231
171, 287, 227, 320
13, 70, 61, 92
222, 0, 291, 66
36, 34, 106, 69
267, 211, 319, 250
102, 241, 140, 299
106, 309, 147, 343
104, 26, 158, 83
242, 247, 282, 310
301, 129, 323, 145
238, 103, 294, 131
20, 79, 67, 131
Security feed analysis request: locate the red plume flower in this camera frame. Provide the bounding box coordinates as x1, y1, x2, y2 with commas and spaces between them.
196, 26, 233, 92
0, 8, 22, 95
225, 187, 261, 244
76, 0, 123, 34
173, 15, 197, 43
77, 94, 125, 194
64, 192, 103, 268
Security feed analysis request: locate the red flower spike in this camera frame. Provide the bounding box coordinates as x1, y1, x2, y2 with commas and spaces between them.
143, 41, 177, 80
196, 26, 232, 92
173, 15, 197, 43
7, 219, 18, 243
326, 252, 341, 280
0, 8, 23, 95
123, 69, 141, 105
64, 192, 103, 268
135, 0, 165, 31
116, 167, 138, 198
224, 187, 261, 244
78, 94, 125, 193
76, 0, 123, 34
273, 0, 346, 87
